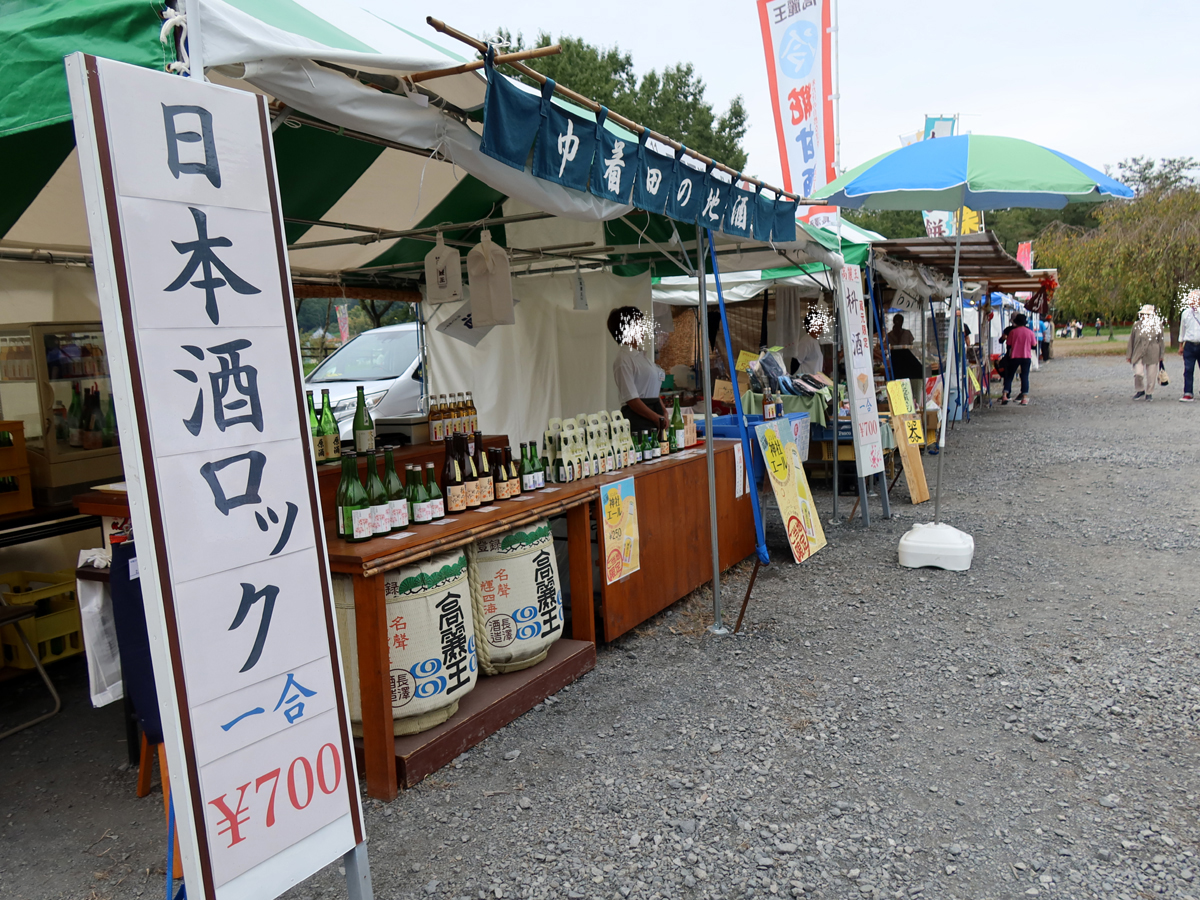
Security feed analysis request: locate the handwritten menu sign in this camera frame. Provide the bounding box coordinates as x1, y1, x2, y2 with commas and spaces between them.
755, 419, 826, 563
67, 55, 363, 899
599, 477, 641, 584
836, 265, 885, 476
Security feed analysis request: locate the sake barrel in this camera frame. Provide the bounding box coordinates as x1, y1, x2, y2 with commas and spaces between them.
469, 520, 564, 675
333, 548, 478, 736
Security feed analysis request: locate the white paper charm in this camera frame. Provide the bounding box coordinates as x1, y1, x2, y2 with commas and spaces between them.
424, 232, 463, 304
466, 229, 515, 327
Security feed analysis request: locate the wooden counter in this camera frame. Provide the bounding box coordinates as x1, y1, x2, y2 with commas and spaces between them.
75, 438, 759, 800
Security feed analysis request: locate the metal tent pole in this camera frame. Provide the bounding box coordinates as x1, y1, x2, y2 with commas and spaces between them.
696, 230, 726, 633
932, 212, 964, 524
831, 276, 840, 520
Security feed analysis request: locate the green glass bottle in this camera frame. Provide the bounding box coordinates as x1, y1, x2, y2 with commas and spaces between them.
319, 388, 341, 462
670, 396, 686, 452
540, 436, 550, 485
340, 451, 371, 542
364, 449, 390, 537
102, 389, 116, 447
409, 462, 432, 523
382, 446, 407, 530
67, 381, 83, 447
353, 385, 375, 453
425, 461, 445, 519
334, 454, 349, 537
307, 390, 325, 463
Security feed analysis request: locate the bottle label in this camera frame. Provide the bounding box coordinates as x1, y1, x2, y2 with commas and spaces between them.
429, 497, 445, 518
655, 445, 664, 458
371, 504, 391, 535
336, 505, 344, 536
351, 508, 372, 540
414, 500, 434, 523
536, 471, 545, 489
325, 434, 341, 459
355, 429, 374, 453
479, 478, 494, 503
675, 428, 686, 448
432, 419, 444, 442
313, 434, 325, 463
467, 438, 475, 458
447, 483, 466, 512
390, 498, 409, 528
69, 427, 82, 446
462, 479, 476, 507
607, 455, 616, 473
494, 479, 507, 500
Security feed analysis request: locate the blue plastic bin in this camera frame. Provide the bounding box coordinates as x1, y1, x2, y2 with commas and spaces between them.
695, 412, 809, 483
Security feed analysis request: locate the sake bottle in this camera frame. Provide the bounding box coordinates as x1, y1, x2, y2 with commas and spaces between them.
430, 394, 445, 443
466, 391, 478, 433
473, 433, 493, 503
67, 382, 83, 447
540, 437, 550, 485
671, 396, 686, 452
353, 385, 375, 453
382, 446, 408, 531
463, 434, 481, 509
364, 449, 390, 537
102, 389, 116, 448
442, 444, 466, 513
490, 448, 509, 499
335, 453, 350, 537
341, 451, 372, 542
409, 461, 433, 524
319, 388, 341, 462
307, 390, 326, 463
425, 461, 445, 519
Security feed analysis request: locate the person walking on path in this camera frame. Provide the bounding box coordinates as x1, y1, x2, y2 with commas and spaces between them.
1001, 313, 1037, 405
1128, 304, 1165, 401
1095, 317, 1103, 336
1180, 289, 1200, 402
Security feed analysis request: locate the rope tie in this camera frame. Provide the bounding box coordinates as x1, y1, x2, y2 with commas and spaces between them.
160, 10, 190, 75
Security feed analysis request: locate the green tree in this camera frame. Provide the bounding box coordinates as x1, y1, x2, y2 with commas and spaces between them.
842, 209, 926, 239
1036, 186, 1200, 345
495, 30, 749, 171
1112, 156, 1198, 196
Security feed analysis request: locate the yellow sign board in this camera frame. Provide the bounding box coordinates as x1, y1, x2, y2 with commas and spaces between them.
600, 477, 640, 584
755, 420, 826, 564
886, 378, 915, 415
735, 350, 759, 373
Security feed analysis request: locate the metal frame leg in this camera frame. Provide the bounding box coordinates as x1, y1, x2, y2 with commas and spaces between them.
0, 617, 62, 741
345, 842, 374, 900
733, 557, 762, 634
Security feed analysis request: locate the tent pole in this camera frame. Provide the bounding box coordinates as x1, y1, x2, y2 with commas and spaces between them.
696, 230, 726, 633
932, 210, 964, 524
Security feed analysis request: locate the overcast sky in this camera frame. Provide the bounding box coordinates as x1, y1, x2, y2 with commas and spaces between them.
419, 0, 1200, 189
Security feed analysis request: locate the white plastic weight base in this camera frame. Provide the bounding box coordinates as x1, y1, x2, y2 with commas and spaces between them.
898, 522, 975, 571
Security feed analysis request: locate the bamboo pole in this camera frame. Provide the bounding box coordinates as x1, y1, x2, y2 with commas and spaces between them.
425, 17, 806, 204
408, 44, 562, 84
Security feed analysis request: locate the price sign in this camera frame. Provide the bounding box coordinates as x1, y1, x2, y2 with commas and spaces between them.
67, 55, 364, 899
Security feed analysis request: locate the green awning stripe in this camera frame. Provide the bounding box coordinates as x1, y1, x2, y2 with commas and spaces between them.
221, 0, 378, 54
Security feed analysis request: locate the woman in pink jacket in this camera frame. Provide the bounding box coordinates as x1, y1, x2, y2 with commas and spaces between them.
1001, 314, 1038, 405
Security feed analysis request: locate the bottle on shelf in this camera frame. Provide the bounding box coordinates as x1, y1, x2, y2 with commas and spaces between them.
319, 388, 341, 462
518, 443, 532, 491
83, 385, 104, 450
466, 391, 478, 433
540, 437, 550, 484
462, 434, 481, 509
339, 451, 372, 542
533, 442, 545, 488
101, 389, 116, 448
382, 446, 408, 531
473, 432, 493, 504
501, 446, 519, 494
443, 437, 466, 513
353, 385, 375, 453
671, 396, 686, 452
424, 461, 445, 519
446, 393, 460, 436
655, 424, 666, 459
364, 449, 391, 537
429, 394, 443, 442
307, 390, 326, 463
408, 461, 433, 523
67, 381, 83, 447
489, 448, 508, 499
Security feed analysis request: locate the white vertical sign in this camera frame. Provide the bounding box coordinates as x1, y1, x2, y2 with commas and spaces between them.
836, 265, 885, 476
66, 55, 364, 900
757, 0, 837, 227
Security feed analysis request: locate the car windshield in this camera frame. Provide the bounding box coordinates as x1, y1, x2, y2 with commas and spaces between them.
308, 329, 419, 383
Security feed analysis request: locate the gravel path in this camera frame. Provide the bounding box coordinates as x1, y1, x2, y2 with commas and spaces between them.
3, 354, 1197, 900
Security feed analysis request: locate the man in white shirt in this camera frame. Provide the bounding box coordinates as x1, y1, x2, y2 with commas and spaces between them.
1180, 289, 1200, 402
790, 311, 826, 375
609, 306, 668, 432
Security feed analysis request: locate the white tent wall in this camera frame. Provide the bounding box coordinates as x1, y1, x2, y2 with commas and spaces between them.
0, 260, 100, 324
423, 269, 652, 446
